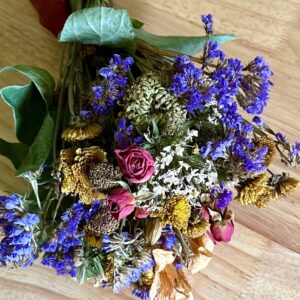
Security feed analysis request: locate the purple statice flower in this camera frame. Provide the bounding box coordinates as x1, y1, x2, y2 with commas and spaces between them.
200, 134, 234, 161
206, 41, 225, 61
114, 119, 143, 149
252, 116, 264, 128
275, 132, 288, 144
158, 225, 178, 250
132, 287, 150, 300
289, 141, 300, 166
201, 14, 213, 34
0, 194, 39, 268
238, 56, 273, 115
89, 54, 134, 116
211, 185, 233, 209
41, 200, 99, 278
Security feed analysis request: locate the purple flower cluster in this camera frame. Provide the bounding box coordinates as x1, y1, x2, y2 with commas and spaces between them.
114, 119, 144, 149
132, 288, 150, 300
0, 194, 39, 267
238, 56, 273, 115
201, 14, 213, 34
41, 201, 100, 277
158, 225, 178, 250
210, 185, 233, 209
89, 54, 133, 116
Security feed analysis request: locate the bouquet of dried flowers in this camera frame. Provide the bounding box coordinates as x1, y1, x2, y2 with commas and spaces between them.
0, 1, 299, 299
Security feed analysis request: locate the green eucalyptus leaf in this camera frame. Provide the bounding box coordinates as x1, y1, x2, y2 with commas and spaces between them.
135, 28, 236, 55
131, 18, 144, 29
16, 114, 54, 176
1, 65, 55, 105
0, 139, 29, 169
60, 7, 135, 51
0, 84, 46, 145
0, 65, 55, 175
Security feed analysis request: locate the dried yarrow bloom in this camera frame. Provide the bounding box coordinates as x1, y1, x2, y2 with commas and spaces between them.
121, 72, 186, 134
153, 195, 191, 230
139, 268, 155, 286
254, 190, 272, 208
185, 220, 209, 238
85, 207, 119, 236
255, 136, 276, 166
270, 174, 300, 199
58, 146, 107, 203
235, 173, 271, 205
84, 234, 102, 248
61, 122, 102, 142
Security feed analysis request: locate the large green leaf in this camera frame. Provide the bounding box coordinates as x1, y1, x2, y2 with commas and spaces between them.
16, 114, 54, 176
1, 65, 55, 105
135, 28, 236, 56
60, 7, 135, 50
0, 65, 55, 175
1, 84, 46, 145
0, 139, 29, 170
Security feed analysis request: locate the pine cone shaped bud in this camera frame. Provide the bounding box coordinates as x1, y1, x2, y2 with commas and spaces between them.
121, 72, 186, 134
61, 122, 102, 142
274, 175, 300, 199
145, 218, 163, 245
255, 190, 272, 208
88, 162, 123, 192
86, 207, 119, 236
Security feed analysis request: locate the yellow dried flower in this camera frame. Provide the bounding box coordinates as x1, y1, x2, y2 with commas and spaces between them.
155, 195, 191, 230
274, 176, 300, 199
139, 269, 154, 286
57, 146, 107, 203
61, 123, 102, 142
185, 221, 209, 238
84, 234, 102, 248
255, 136, 276, 166
255, 190, 272, 208
235, 173, 269, 205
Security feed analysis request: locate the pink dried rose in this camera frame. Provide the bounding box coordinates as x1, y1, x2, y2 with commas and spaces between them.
134, 208, 150, 219
210, 219, 234, 242
115, 145, 155, 183
198, 207, 210, 221
107, 188, 135, 221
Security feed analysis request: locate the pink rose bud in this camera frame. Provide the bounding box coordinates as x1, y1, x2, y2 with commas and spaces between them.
134, 208, 150, 219
115, 145, 155, 183
107, 188, 135, 221
210, 219, 234, 243
199, 207, 210, 221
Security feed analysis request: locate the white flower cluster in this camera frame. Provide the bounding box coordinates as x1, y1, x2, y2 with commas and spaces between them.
139, 130, 218, 201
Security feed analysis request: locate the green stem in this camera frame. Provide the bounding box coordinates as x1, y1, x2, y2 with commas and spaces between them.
52, 194, 64, 222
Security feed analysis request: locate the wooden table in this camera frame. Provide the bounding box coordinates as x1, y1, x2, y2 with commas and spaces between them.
0, 0, 299, 299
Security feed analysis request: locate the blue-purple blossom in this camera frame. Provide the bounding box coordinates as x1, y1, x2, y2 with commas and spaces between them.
114, 119, 143, 149
238, 56, 273, 115
201, 14, 213, 34
89, 54, 134, 116
0, 194, 39, 267
206, 41, 225, 61
132, 288, 150, 300
41, 200, 99, 277
252, 116, 264, 128
211, 185, 233, 209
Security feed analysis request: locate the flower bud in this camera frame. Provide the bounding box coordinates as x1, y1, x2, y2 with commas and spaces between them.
134, 208, 150, 219
146, 218, 163, 245
210, 219, 234, 242
199, 207, 210, 221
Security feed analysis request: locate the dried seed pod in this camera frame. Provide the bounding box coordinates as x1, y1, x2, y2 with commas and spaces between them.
88, 162, 123, 192
86, 207, 119, 236
145, 218, 163, 245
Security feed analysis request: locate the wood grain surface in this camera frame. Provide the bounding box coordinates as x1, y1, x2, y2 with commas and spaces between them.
0, 0, 300, 299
